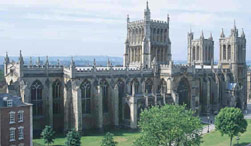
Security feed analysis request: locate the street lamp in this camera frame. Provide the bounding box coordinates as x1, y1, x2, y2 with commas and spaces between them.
207, 116, 210, 133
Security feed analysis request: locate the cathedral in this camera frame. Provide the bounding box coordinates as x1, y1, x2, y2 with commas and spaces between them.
4, 2, 248, 135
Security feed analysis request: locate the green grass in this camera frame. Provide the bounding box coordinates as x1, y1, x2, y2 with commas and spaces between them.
33, 120, 251, 146
33, 129, 141, 146
202, 119, 251, 146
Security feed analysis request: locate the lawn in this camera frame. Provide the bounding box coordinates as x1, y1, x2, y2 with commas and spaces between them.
33, 129, 141, 146
33, 120, 251, 146
202, 119, 251, 146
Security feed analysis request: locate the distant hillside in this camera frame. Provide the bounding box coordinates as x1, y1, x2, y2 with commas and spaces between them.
0, 56, 123, 67
0, 56, 251, 67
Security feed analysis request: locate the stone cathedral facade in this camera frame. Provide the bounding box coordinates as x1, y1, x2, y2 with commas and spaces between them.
4, 3, 248, 135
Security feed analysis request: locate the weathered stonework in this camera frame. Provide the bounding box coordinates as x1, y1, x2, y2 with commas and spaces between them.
4, 2, 248, 134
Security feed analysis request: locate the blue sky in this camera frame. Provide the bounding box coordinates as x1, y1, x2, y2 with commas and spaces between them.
0, 0, 250, 60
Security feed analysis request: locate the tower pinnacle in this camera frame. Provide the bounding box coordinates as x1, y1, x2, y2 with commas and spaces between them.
146, 1, 149, 10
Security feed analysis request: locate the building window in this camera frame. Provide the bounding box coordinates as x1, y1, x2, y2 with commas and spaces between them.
101, 79, 109, 113
10, 127, 16, 142
228, 45, 231, 60
145, 79, 153, 93
53, 80, 62, 114
192, 47, 195, 61
223, 45, 226, 60
9, 111, 15, 124
196, 46, 200, 60
18, 126, 24, 140
18, 111, 24, 122
31, 80, 43, 117
81, 80, 91, 114
7, 100, 13, 107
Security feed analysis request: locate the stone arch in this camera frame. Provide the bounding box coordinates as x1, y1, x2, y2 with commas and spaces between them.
177, 77, 191, 108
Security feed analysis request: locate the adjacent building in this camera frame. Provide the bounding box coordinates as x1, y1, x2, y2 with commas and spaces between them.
0, 93, 32, 146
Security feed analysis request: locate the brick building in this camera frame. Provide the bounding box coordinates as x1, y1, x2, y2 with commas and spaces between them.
0, 93, 32, 146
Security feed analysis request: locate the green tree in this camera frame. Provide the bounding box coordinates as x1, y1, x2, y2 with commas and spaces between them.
134, 104, 202, 146
65, 129, 81, 146
40, 125, 55, 146
101, 132, 117, 146
215, 107, 248, 146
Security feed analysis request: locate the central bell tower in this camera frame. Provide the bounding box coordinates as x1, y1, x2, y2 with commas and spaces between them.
123, 1, 171, 68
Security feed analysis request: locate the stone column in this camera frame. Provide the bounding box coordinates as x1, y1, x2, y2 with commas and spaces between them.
72, 86, 82, 131
129, 97, 137, 129
207, 79, 210, 113
97, 85, 103, 129
64, 84, 69, 132
48, 82, 53, 126
113, 85, 119, 127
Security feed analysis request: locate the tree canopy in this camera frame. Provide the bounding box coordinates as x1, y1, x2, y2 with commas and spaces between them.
215, 107, 248, 146
65, 129, 81, 146
134, 104, 202, 146
40, 125, 55, 146
101, 132, 117, 146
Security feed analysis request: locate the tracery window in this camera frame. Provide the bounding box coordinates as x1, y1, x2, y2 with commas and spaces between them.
101, 80, 109, 113
81, 80, 91, 114
145, 79, 153, 93
31, 80, 43, 116
53, 80, 62, 114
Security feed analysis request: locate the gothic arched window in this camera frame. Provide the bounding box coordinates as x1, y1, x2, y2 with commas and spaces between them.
228, 45, 231, 60
192, 46, 195, 61
81, 80, 91, 114
52, 80, 62, 114
223, 45, 226, 60
196, 46, 200, 60
31, 80, 43, 116
145, 79, 153, 93
159, 79, 167, 93
100, 79, 109, 113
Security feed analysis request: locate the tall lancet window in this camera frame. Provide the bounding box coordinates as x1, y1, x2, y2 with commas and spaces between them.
145, 78, 153, 93
196, 46, 200, 60
53, 80, 62, 114
81, 80, 91, 114
192, 47, 196, 61
223, 45, 226, 60
227, 45, 231, 60
100, 79, 109, 113
31, 80, 43, 116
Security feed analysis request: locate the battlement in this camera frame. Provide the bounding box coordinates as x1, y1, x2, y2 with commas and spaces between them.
150, 19, 169, 25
